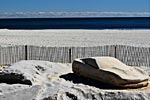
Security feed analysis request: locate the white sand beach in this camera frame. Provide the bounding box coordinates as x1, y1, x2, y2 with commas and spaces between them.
0, 29, 150, 47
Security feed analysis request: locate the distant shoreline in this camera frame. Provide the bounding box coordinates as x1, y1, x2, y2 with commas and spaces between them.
0, 16, 149, 19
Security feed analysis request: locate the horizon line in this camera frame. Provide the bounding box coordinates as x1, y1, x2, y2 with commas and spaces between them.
0, 12, 150, 18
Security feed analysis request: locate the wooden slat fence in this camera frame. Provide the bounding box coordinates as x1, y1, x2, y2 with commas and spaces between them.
0, 45, 25, 65
116, 45, 150, 67
27, 46, 70, 63
0, 45, 149, 67
71, 45, 115, 62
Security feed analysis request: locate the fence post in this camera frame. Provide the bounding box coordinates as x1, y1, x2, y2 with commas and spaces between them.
25, 45, 27, 60
114, 45, 117, 58
149, 47, 150, 67
69, 48, 72, 63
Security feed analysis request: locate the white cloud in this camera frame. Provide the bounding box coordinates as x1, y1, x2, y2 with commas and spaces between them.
0, 12, 149, 18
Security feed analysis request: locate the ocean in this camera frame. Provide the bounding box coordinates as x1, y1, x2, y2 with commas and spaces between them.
0, 17, 149, 29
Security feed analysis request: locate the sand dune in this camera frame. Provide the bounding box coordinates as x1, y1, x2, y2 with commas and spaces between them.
1, 60, 150, 100
0, 29, 150, 47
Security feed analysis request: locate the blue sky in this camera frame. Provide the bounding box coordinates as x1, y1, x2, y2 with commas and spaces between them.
0, 0, 150, 12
